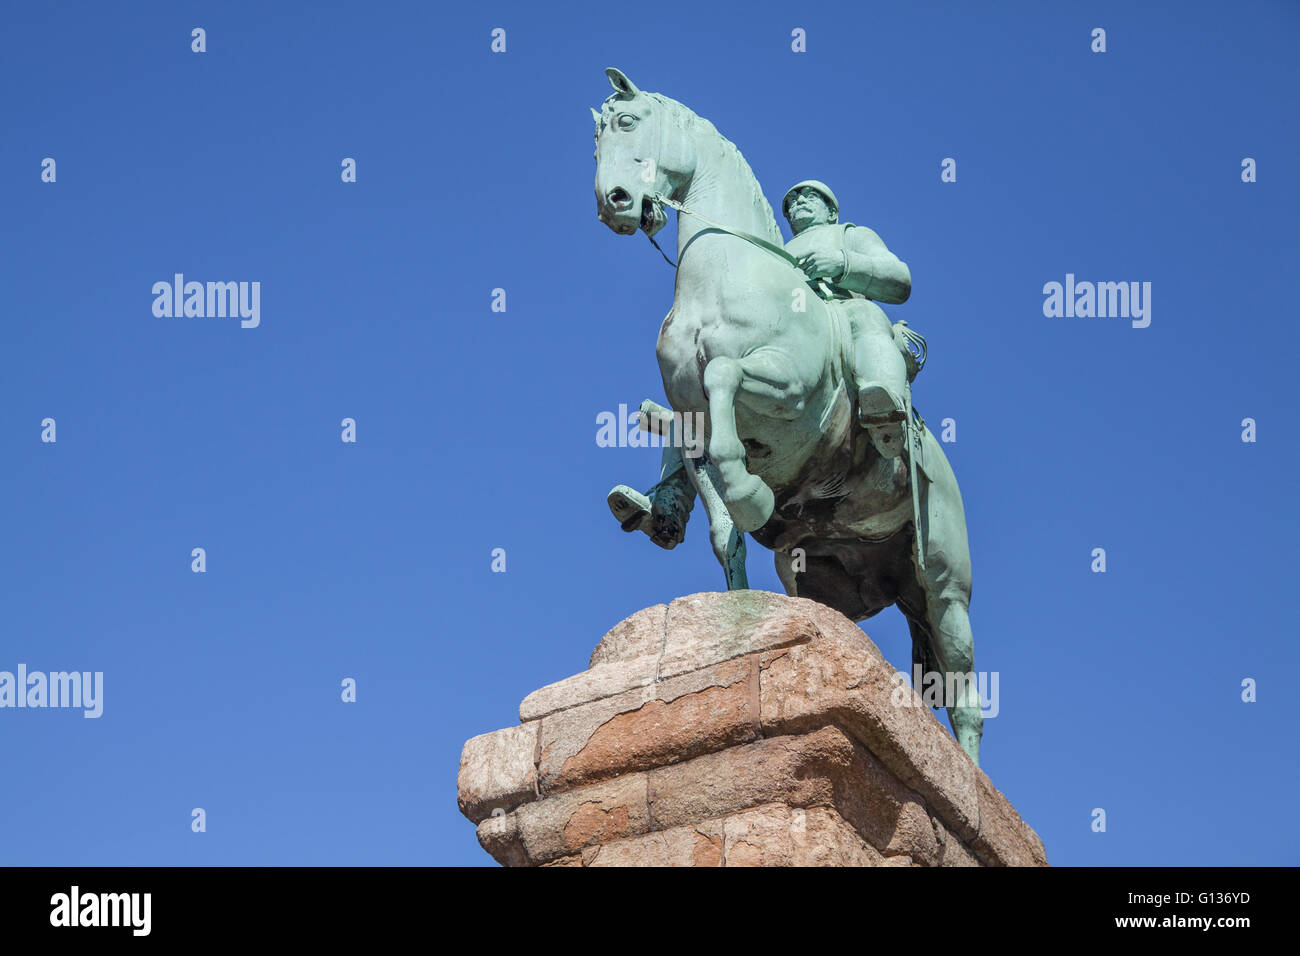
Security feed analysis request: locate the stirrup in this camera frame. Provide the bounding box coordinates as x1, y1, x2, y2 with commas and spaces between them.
866, 423, 905, 459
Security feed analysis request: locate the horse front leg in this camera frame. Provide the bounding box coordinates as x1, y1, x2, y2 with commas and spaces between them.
702, 349, 806, 532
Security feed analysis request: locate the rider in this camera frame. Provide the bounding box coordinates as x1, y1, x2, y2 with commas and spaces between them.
607, 180, 916, 544
782, 180, 912, 458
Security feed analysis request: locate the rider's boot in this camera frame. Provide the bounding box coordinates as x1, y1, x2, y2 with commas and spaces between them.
858, 381, 908, 459
849, 311, 911, 459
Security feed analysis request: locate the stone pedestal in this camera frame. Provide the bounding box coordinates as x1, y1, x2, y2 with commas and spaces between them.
457, 591, 1048, 867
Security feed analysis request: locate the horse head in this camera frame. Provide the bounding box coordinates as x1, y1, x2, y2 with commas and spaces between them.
592, 68, 692, 239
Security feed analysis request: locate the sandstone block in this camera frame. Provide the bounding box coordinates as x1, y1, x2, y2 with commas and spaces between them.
720, 804, 883, 866
588, 603, 667, 668
537, 656, 758, 794
648, 725, 938, 864
758, 610, 980, 842
458, 591, 1048, 867
972, 769, 1050, 867
513, 774, 651, 864
457, 722, 539, 823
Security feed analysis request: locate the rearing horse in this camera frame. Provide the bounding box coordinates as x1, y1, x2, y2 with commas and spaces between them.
593, 68, 984, 765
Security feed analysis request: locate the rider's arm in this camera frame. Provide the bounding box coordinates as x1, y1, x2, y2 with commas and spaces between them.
837, 226, 912, 304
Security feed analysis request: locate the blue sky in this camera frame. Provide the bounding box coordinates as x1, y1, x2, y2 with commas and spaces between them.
1, 0, 1296, 866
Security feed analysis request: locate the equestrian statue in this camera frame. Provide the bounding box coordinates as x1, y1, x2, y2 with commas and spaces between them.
591, 68, 984, 765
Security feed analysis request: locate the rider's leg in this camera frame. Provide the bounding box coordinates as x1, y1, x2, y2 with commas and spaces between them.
848, 303, 909, 459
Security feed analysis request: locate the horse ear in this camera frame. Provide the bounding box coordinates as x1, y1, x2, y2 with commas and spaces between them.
591, 107, 602, 142
605, 67, 640, 97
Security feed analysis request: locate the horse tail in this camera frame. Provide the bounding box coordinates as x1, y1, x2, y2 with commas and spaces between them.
906, 616, 941, 709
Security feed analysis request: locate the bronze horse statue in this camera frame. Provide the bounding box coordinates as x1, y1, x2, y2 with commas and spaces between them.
593, 68, 984, 764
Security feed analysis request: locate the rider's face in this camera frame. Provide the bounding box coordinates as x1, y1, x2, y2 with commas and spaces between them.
787, 190, 831, 232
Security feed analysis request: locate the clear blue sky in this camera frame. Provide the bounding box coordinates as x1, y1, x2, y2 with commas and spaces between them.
2, 0, 1296, 866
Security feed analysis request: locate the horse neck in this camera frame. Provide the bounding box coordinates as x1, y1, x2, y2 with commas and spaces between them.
674, 123, 780, 260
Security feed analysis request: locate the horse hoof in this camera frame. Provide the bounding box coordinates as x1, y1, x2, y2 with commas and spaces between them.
725, 477, 775, 532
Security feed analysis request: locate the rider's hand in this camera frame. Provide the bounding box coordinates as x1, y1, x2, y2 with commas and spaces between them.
798, 249, 847, 280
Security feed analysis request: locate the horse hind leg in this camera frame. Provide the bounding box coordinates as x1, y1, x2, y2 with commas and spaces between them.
685, 455, 748, 590
892, 424, 982, 764
905, 596, 983, 767
934, 594, 983, 766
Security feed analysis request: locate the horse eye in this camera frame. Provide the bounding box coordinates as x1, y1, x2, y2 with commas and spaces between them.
617, 114, 636, 130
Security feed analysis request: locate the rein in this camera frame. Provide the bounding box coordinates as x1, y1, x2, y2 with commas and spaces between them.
646, 194, 837, 302
646, 194, 799, 267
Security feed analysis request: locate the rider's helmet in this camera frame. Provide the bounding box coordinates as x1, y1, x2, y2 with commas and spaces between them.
782, 180, 840, 224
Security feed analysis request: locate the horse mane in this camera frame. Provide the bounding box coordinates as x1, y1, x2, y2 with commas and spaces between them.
599, 91, 783, 246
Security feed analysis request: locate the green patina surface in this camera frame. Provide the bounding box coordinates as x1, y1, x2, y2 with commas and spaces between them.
595, 69, 982, 765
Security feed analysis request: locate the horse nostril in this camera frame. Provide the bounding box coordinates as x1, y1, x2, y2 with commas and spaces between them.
608, 187, 632, 209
